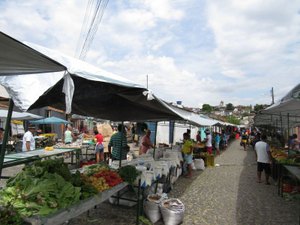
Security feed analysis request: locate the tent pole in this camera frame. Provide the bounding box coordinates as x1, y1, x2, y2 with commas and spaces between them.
280, 113, 283, 133
287, 113, 290, 139
119, 121, 124, 169
153, 121, 158, 159
0, 99, 14, 178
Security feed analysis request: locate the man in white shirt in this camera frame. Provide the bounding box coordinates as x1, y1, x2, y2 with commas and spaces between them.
205, 129, 213, 154
254, 134, 272, 185
22, 125, 36, 152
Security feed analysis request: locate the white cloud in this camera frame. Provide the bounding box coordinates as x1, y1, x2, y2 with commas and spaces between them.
0, 0, 299, 109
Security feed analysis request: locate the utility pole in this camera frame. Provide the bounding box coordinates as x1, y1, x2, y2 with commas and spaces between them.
271, 87, 274, 105
146, 74, 149, 89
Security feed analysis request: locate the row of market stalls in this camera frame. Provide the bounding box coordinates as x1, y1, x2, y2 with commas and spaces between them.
253, 83, 300, 202
254, 83, 300, 138
0, 31, 234, 171
0, 31, 234, 224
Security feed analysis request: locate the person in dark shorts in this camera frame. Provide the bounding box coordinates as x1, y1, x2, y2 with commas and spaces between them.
254, 134, 272, 184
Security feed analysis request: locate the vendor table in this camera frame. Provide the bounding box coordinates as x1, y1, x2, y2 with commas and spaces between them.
278, 165, 300, 223
24, 182, 128, 225
285, 165, 300, 180
278, 164, 300, 196
2, 148, 81, 169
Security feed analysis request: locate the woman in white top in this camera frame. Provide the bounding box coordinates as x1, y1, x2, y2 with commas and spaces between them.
64, 125, 74, 144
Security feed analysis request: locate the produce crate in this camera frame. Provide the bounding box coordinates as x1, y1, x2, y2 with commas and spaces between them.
204, 155, 214, 167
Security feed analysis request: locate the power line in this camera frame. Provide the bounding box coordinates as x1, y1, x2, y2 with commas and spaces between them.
75, 0, 109, 60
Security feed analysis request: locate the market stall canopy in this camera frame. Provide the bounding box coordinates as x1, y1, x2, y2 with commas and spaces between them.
166, 103, 221, 127
0, 32, 66, 75
0, 109, 43, 120
30, 116, 70, 125
0, 43, 184, 122
262, 83, 300, 116
254, 83, 300, 128
254, 113, 300, 129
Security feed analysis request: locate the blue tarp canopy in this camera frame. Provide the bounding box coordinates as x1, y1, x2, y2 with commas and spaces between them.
30, 116, 70, 125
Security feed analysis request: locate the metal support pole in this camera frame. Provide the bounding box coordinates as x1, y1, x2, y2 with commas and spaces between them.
153, 121, 158, 159
0, 99, 14, 178
280, 113, 283, 133
287, 113, 290, 139
136, 179, 141, 225
119, 121, 124, 169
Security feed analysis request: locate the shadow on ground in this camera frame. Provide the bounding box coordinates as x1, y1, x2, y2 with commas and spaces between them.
235, 148, 300, 225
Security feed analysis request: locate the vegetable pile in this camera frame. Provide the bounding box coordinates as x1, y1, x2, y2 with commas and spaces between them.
0, 159, 124, 218
118, 165, 140, 185
82, 163, 123, 191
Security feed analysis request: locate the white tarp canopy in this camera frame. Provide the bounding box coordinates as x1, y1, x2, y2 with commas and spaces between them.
0, 42, 185, 122
0, 109, 43, 120
0, 32, 66, 76
166, 103, 226, 127
254, 83, 300, 128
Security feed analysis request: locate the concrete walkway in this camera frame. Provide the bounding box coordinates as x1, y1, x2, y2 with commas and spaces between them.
179, 139, 300, 225
1, 140, 299, 225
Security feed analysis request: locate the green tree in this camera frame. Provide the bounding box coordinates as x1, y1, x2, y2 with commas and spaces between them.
202, 104, 212, 113
226, 115, 240, 125
226, 103, 234, 111
254, 104, 265, 112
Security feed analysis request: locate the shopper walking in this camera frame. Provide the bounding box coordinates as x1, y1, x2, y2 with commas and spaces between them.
254, 134, 272, 184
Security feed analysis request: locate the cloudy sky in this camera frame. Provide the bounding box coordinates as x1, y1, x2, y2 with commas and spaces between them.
1, 0, 299, 108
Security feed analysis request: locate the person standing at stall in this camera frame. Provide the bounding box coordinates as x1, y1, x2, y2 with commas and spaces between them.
214, 132, 221, 155
204, 129, 213, 154
0, 128, 4, 144
64, 125, 74, 144
94, 130, 104, 163
254, 134, 272, 184
196, 131, 201, 143
182, 132, 194, 178
108, 124, 128, 161
139, 129, 154, 155
22, 125, 36, 152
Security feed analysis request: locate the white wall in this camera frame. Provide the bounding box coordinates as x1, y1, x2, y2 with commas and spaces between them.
156, 121, 198, 144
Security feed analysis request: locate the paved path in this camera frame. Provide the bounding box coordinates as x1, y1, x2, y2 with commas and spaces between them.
70, 140, 299, 225
179, 139, 300, 225
2, 140, 299, 225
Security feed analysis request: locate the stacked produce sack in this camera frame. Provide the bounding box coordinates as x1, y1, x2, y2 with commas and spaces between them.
160, 198, 185, 225
144, 193, 167, 224
143, 193, 185, 225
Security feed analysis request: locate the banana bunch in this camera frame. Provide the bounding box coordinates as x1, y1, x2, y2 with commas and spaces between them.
45, 146, 54, 151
